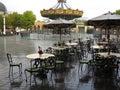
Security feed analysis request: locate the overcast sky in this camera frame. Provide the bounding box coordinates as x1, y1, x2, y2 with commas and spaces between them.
1, 0, 120, 20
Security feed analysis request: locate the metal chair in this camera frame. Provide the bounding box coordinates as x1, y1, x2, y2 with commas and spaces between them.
54, 56, 64, 70
6, 53, 22, 78
24, 58, 40, 85
42, 57, 56, 78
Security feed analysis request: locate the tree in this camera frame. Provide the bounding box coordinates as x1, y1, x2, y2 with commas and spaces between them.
115, 9, 120, 15
0, 14, 3, 31
21, 11, 36, 30
74, 19, 85, 25
6, 12, 22, 33
2, 10, 36, 34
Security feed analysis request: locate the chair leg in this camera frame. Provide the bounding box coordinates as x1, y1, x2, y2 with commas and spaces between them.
24, 70, 27, 82
24, 71, 32, 85
26, 73, 32, 86
9, 67, 13, 82
11, 67, 14, 78
51, 71, 53, 79
9, 67, 11, 77
21, 64, 22, 75
19, 65, 22, 76
24, 70, 38, 86
33, 74, 37, 85
30, 73, 32, 86
19, 66, 21, 76
20, 64, 22, 76
80, 64, 82, 71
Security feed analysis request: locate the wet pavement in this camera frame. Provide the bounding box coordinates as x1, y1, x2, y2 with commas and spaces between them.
0, 34, 120, 90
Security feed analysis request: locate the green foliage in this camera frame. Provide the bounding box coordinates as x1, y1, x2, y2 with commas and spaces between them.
4, 10, 36, 33
0, 14, 3, 30
115, 9, 120, 15
74, 19, 85, 25
6, 12, 22, 31
21, 11, 36, 30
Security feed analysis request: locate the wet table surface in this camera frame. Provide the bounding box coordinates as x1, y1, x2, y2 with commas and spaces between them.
97, 52, 120, 58
26, 53, 55, 59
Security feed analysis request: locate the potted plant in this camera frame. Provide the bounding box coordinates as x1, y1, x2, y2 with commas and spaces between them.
38, 46, 43, 56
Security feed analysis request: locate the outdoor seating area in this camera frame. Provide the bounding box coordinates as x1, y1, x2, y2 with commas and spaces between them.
1, 0, 120, 90
0, 34, 120, 90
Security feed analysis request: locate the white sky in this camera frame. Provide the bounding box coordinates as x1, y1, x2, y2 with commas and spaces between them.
1, 0, 120, 21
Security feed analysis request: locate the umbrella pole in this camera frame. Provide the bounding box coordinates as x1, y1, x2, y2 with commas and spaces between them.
60, 28, 61, 41
107, 28, 110, 55
115, 26, 120, 42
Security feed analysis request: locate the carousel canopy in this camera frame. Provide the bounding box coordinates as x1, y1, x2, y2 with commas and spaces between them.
40, 0, 83, 20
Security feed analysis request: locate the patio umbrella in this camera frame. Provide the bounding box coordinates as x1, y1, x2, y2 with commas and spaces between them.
43, 18, 76, 41
86, 11, 120, 54
86, 11, 120, 27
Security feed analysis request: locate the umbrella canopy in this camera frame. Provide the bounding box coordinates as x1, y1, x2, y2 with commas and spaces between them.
86, 11, 120, 55
43, 18, 76, 41
43, 18, 76, 29
86, 11, 120, 28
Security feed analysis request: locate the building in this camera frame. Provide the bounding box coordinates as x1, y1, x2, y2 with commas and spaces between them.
34, 21, 46, 31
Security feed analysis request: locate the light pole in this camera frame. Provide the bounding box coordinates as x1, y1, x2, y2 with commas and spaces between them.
0, 2, 7, 35
3, 13, 6, 35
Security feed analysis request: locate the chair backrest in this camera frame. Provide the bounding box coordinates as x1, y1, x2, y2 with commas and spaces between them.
6, 53, 13, 65
30, 58, 41, 68
106, 55, 117, 65
44, 57, 56, 66
45, 47, 55, 54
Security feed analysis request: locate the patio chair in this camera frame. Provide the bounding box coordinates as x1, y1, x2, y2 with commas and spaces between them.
45, 47, 55, 54
54, 56, 64, 70
42, 57, 56, 78
6, 53, 22, 78
105, 55, 119, 76
93, 54, 105, 69
79, 58, 92, 73
24, 58, 40, 85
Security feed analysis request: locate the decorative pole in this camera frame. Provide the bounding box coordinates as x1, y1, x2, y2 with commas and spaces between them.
58, 0, 66, 2
3, 13, 6, 35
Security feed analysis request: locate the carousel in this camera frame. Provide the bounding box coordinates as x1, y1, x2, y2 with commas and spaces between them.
40, 0, 83, 20
40, 0, 83, 41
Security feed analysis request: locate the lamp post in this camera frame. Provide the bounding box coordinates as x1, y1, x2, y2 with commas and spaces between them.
0, 2, 7, 35
3, 13, 6, 35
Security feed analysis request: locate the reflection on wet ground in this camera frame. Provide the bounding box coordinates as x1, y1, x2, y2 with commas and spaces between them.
0, 34, 120, 90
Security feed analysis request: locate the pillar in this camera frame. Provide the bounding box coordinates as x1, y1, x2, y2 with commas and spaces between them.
3, 14, 6, 35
